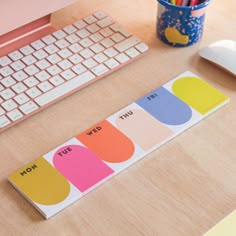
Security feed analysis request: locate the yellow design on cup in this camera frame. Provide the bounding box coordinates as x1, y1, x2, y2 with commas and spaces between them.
172, 77, 228, 114
9, 157, 70, 205
164, 27, 189, 45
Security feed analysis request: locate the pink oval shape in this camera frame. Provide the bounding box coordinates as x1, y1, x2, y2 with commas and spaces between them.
53, 145, 113, 192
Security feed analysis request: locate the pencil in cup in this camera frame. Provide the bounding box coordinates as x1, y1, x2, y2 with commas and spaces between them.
156, 0, 211, 47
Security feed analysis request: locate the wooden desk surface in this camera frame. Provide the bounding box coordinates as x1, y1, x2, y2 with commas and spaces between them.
1, 0, 235, 235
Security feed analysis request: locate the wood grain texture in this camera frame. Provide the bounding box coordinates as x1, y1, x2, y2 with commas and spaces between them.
0, 0, 235, 235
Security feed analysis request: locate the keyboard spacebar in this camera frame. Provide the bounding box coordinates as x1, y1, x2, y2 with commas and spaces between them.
35, 71, 96, 106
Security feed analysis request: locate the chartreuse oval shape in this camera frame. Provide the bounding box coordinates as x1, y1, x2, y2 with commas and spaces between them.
172, 77, 228, 115
8, 157, 70, 205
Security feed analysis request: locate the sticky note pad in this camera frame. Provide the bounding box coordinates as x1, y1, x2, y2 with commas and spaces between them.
8, 71, 229, 219
203, 210, 236, 236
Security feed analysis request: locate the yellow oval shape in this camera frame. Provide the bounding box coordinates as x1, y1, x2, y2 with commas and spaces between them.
172, 76, 228, 114
164, 27, 189, 45
9, 157, 70, 205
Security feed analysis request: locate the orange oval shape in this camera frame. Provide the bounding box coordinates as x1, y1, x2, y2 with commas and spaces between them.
77, 120, 135, 163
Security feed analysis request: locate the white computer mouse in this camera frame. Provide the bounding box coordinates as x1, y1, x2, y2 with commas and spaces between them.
199, 40, 236, 77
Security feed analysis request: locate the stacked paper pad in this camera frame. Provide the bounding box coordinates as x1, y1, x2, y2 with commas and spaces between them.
8, 71, 229, 219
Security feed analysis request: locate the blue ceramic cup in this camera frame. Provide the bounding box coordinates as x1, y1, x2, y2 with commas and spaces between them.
156, 0, 211, 47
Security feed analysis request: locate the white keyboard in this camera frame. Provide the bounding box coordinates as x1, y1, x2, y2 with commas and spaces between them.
0, 11, 148, 132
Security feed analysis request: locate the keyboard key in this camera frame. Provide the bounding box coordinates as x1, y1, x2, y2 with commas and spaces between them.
89, 32, 104, 43
84, 15, 97, 24
0, 116, 10, 128
68, 54, 83, 65
80, 38, 93, 48
94, 11, 107, 19
1, 76, 16, 87
100, 38, 115, 48
13, 71, 28, 81
111, 33, 125, 43
63, 25, 77, 34
58, 48, 72, 59
50, 75, 65, 86
24, 65, 40, 76
115, 36, 140, 52
79, 48, 94, 59
104, 48, 118, 58
100, 28, 113, 37
0, 107, 5, 116
93, 53, 108, 63
91, 64, 109, 76
58, 59, 73, 70
42, 35, 56, 45
0, 88, 15, 100
135, 42, 149, 53
22, 55, 37, 65
55, 39, 70, 49
10, 60, 26, 71
66, 34, 80, 44
19, 101, 38, 114
14, 93, 30, 105
72, 64, 87, 75
47, 65, 62, 76
0, 56, 12, 67
115, 53, 130, 63
104, 58, 120, 69
2, 99, 17, 111
35, 71, 51, 82
0, 66, 14, 77
38, 81, 53, 92
125, 47, 140, 58
33, 49, 48, 60
7, 109, 23, 121
76, 29, 90, 38
61, 69, 76, 81
26, 87, 42, 98
12, 82, 27, 94
44, 44, 59, 54
68, 43, 83, 53
31, 40, 46, 50
110, 23, 131, 37
97, 17, 114, 28
20, 45, 35, 56
47, 54, 62, 64
23, 77, 39, 88
53, 30, 67, 39
90, 43, 105, 54
87, 23, 100, 33
36, 59, 51, 70
73, 20, 87, 29
8, 50, 23, 61
35, 71, 95, 106
82, 58, 98, 69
